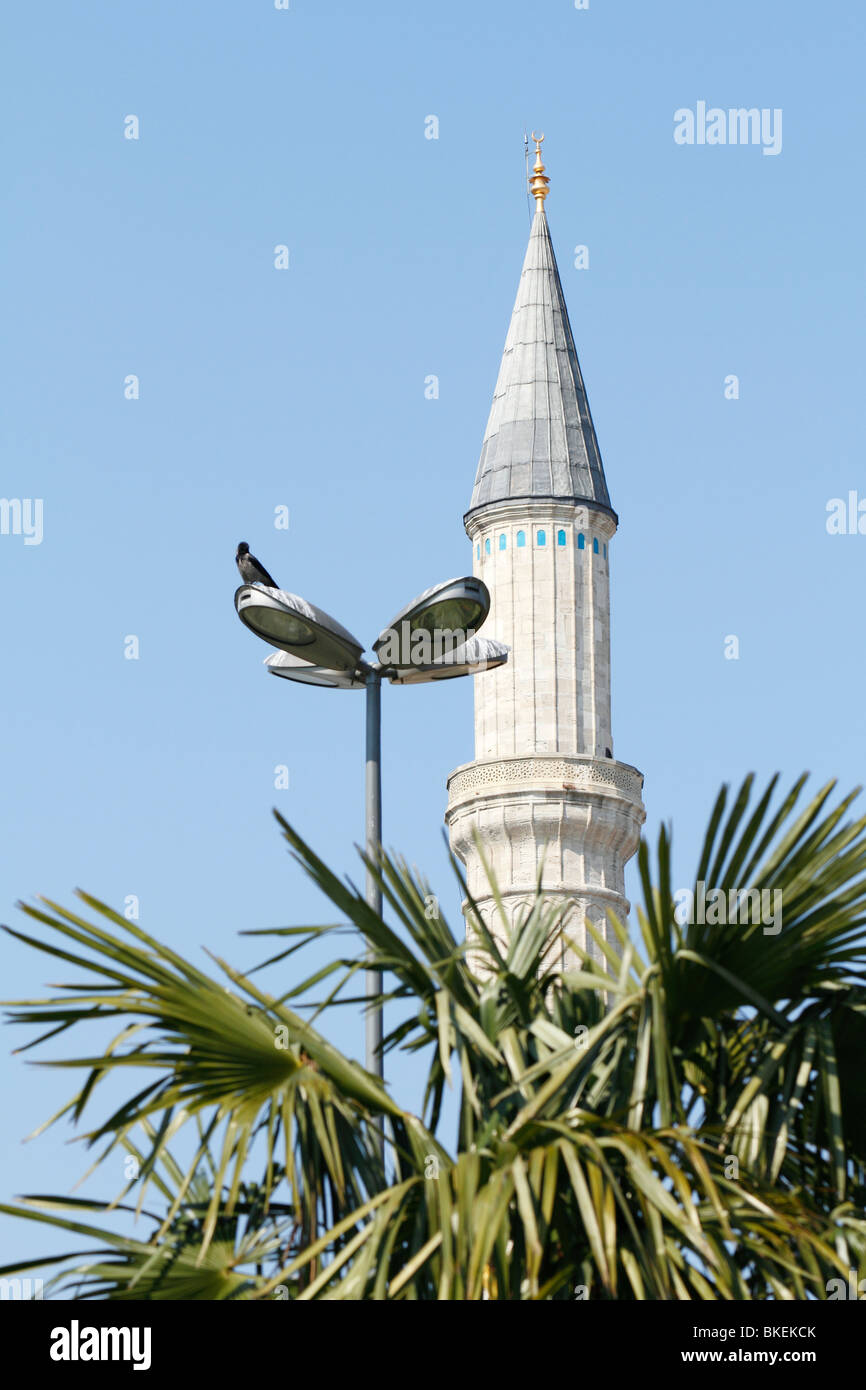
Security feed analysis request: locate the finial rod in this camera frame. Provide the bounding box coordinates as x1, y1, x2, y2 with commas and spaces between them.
529, 131, 550, 207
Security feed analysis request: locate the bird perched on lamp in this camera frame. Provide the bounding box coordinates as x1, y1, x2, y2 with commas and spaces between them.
236, 542, 279, 589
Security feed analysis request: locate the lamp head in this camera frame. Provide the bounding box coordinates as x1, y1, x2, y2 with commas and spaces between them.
386, 634, 508, 685
265, 651, 368, 689
373, 577, 490, 669
235, 586, 364, 671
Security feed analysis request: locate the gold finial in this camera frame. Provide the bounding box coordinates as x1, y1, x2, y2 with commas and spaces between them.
529, 131, 550, 207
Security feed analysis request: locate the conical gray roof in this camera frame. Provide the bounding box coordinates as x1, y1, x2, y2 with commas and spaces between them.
467, 205, 613, 518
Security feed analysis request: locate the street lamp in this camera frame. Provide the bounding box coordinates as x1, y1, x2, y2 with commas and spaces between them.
234, 576, 508, 1097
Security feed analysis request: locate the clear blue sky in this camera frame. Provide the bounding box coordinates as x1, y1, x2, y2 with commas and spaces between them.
2, 0, 864, 1266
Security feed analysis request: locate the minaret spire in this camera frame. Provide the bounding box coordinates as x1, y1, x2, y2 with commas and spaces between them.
468, 134, 611, 519
446, 137, 646, 971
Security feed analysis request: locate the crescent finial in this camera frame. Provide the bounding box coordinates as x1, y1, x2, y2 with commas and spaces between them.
528, 132, 550, 206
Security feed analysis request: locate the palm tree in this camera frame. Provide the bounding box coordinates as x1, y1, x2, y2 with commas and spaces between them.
1, 773, 865, 1299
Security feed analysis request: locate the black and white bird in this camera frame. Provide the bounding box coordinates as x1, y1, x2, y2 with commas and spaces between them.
236, 542, 279, 589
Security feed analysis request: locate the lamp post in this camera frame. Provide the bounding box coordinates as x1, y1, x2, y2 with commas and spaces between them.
364, 667, 382, 1084
235, 577, 508, 1090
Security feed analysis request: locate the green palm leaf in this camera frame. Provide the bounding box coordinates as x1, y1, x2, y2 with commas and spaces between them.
2, 773, 865, 1297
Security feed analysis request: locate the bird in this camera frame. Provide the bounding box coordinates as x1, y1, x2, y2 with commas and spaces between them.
236, 541, 279, 589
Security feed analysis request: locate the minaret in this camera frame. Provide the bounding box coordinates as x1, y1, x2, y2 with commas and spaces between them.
445, 136, 646, 968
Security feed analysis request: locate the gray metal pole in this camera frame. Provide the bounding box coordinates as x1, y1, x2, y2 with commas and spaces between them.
364, 670, 383, 1084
